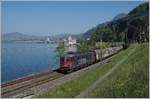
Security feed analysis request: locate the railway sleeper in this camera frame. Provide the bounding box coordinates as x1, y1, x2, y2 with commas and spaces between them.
2, 73, 61, 96
1, 70, 54, 88
2, 73, 63, 98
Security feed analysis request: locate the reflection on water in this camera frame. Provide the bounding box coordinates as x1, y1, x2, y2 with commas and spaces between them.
1, 43, 58, 83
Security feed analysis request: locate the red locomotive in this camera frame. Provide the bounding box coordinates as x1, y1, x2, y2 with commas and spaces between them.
60, 51, 96, 72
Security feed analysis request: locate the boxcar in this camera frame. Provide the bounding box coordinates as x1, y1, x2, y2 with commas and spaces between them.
94, 49, 108, 61
94, 47, 122, 61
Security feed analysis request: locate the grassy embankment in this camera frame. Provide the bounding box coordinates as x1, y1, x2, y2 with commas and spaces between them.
36, 43, 149, 98
89, 43, 149, 98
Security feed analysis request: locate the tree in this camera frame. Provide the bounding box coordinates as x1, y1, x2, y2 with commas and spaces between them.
56, 40, 65, 57
88, 2, 149, 44
78, 40, 91, 53
95, 42, 109, 49
129, 2, 149, 15
128, 16, 149, 43
123, 28, 129, 49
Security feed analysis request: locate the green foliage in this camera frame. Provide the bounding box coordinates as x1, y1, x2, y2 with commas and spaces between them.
77, 40, 91, 53
123, 28, 129, 49
89, 2, 149, 43
95, 42, 109, 49
90, 20, 127, 43
129, 2, 149, 15
89, 43, 149, 98
91, 26, 115, 43
56, 40, 65, 57
127, 15, 149, 43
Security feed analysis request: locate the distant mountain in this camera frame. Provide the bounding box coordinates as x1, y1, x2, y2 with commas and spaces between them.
129, 2, 149, 15
112, 13, 127, 21
2, 32, 45, 42
82, 22, 109, 39
82, 27, 97, 39
2, 32, 82, 43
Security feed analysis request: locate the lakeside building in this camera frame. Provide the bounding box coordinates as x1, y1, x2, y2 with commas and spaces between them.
64, 36, 77, 52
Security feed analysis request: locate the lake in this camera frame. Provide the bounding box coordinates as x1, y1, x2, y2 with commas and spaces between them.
1, 43, 59, 83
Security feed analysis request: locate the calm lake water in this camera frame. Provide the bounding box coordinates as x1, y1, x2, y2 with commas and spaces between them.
1, 43, 59, 83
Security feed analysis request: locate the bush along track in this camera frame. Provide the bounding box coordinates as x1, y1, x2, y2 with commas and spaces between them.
36, 43, 148, 98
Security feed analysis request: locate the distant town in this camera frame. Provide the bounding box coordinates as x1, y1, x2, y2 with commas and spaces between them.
2, 32, 82, 44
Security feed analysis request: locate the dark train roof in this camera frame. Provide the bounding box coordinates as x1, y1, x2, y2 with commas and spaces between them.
63, 51, 76, 57
66, 51, 77, 54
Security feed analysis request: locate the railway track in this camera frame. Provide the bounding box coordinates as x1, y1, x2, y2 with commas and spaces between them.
1, 70, 64, 98
1, 46, 123, 98
1, 70, 54, 87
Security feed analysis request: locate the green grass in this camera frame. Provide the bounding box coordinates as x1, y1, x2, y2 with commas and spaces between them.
89, 43, 149, 98
36, 43, 149, 98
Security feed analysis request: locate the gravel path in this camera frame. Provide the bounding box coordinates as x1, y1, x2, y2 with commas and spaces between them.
76, 48, 136, 98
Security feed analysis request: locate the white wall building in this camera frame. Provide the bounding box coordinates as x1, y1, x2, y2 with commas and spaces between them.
64, 36, 76, 46
64, 36, 77, 52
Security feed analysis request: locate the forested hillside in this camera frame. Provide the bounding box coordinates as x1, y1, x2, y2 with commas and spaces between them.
83, 2, 149, 44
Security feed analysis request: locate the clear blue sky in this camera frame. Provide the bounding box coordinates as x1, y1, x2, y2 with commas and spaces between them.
2, 1, 144, 36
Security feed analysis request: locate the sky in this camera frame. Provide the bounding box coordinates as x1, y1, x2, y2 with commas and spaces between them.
2, 1, 144, 36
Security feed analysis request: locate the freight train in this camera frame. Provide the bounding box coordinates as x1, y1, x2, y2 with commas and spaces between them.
59, 46, 123, 73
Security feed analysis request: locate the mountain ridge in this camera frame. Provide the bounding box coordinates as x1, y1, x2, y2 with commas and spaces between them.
82, 2, 149, 40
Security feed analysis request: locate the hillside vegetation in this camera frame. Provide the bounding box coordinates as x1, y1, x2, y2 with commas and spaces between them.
84, 2, 149, 44
89, 43, 149, 98
129, 2, 149, 15
36, 43, 148, 98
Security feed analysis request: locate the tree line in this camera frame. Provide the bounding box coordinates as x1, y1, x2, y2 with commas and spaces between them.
90, 2, 149, 45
